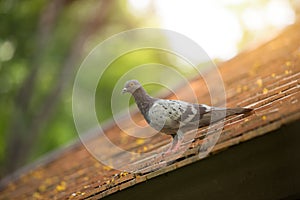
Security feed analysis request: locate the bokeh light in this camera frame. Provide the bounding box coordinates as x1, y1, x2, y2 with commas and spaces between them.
128, 0, 296, 60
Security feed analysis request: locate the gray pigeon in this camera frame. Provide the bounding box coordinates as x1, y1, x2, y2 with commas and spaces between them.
122, 80, 252, 154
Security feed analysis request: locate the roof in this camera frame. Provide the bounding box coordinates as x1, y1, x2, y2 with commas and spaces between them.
1, 22, 300, 199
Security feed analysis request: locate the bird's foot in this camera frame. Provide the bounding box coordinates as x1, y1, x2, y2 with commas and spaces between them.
154, 136, 184, 163
162, 143, 181, 158
152, 147, 178, 164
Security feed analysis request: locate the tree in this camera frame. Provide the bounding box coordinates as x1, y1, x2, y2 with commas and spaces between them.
0, 0, 158, 177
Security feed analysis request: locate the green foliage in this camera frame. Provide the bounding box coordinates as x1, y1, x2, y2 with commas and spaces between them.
0, 0, 164, 176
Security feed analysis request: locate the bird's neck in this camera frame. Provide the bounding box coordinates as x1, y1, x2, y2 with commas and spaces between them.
132, 87, 154, 118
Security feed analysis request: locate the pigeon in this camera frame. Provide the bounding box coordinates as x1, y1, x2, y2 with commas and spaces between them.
122, 80, 252, 154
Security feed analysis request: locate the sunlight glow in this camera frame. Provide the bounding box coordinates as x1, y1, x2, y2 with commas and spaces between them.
128, 0, 151, 15
266, 0, 295, 27
128, 0, 296, 60
154, 1, 243, 60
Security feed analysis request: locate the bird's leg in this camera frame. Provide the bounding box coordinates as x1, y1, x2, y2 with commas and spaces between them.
163, 131, 184, 156
170, 134, 181, 151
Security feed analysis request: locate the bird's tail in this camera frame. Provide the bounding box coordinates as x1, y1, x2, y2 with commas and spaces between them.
226, 107, 253, 116
200, 107, 253, 126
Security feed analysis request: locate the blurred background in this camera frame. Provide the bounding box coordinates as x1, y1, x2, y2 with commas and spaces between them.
0, 0, 299, 178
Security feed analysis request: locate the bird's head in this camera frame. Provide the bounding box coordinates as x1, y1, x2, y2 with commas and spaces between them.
122, 80, 142, 94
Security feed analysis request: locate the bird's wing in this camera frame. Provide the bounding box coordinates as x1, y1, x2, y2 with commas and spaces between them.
181, 103, 211, 128
147, 100, 182, 131
148, 99, 212, 132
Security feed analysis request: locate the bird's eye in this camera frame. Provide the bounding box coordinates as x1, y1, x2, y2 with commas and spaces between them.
130, 83, 134, 86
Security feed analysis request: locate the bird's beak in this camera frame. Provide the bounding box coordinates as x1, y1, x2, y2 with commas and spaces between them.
121, 88, 127, 94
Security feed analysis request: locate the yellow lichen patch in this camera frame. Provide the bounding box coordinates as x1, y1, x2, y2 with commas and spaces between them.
45, 178, 53, 184
120, 134, 129, 145
94, 162, 101, 168
143, 146, 148, 152
37, 177, 54, 192
38, 184, 47, 192
69, 192, 82, 199
130, 156, 136, 161
242, 85, 248, 91
236, 86, 242, 93
271, 73, 276, 78
285, 70, 289, 75
32, 192, 43, 199
285, 61, 292, 66
103, 165, 112, 171
136, 138, 145, 145
262, 116, 267, 120
77, 169, 85, 176
253, 62, 260, 68
263, 88, 268, 94
83, 185, 90, 189
69, 193, 77, 199
256, 78, 263, 87
56, 181, 67, 192
250, 62, 261, 75
120, 171, 128, 177
32, 170, 43, 180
